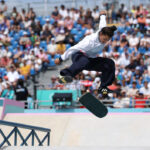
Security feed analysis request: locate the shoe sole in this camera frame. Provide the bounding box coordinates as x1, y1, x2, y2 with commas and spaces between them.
59, 76, 73, 83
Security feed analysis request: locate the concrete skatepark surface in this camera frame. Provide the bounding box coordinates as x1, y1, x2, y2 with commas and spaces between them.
1, 113, 150, 150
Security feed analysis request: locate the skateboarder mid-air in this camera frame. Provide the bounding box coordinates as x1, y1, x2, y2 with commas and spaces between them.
55, 10, 117, 96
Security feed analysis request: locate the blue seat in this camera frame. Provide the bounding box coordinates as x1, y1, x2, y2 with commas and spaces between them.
81, 28, 87, 35
14, 33, 20, 41
74, 35, 80, 43
117, 27, 125, 33
40, 19, 46, 26
49, 59, 56, 67
76, 24, 82, 30
36, 16, 43, 22
139, 47, 146, 54
10, 20, 14, 25
54, 54, 60, 59
40, 41, 47, 50
8, 46, 13, 52
77, 31, 84, 38
71, 28, 78, 35
48, 54, 52, 60
66, 44, 71, 50
30, 68, 36, 76
48, 55, 56, 67
10, 38, 15, 44
50, 18, 55, 24
12, 41, 18, 48
73, 21, 77, 28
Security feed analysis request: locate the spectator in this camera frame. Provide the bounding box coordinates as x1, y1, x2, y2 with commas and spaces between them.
127, 81, 138, 97
134, 92, 148, 108
113, 90, 130, 108
133, 66, 142, 80
51, 6, 60, 20
137, 14, 146, 32
37, 49, 49, 71
34, 20, 42, 36
0, 0, 7, 15
84, 10, 94, 27
140, 80, 150, 98
23, 16, 31, 29
19, 60, 31, 80
27, 8, 36, 20
34, 55, 42, 72
41, 25, 53, 41
43, 18, 52, 31
0, 76, 4, 96
19, 32, 31, 49
84, 24, 94, 36
47, 38, 57, 57
0, 11, 4, 24
92, 77, 100, 90
92, 8, 99, 23
13, 46, 23, 59
64, 16, 74, 31
47, 76, 59, 89
64, 29, 75, 46
14, 79, 29, 108
0, 53, 12, 67
56, 40, 66, 54
33, 41, 40, 56
1, 82, 14, 99
118, 52, 130, 68
7, 65, 20, 84
59, 5, 68, 19
1, 32, 11, 46
20, 8, 26, 21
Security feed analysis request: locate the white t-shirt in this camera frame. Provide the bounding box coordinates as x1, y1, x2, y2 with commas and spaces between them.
118, 56, 130, 67
7, 71, 20, 83
23, 20, 31, 28
129, 36, 139, 47
59, 9, 68, 18
47, 44, 57, 53
113, 97, 130, 108
74, 13, 79, 21
140, 87, 150, 96
85, 28, 94, 35
92, 11, 99, 20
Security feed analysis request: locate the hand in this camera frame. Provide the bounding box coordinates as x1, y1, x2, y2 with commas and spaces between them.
100, 10, 107, 16
55, 58, 60, 65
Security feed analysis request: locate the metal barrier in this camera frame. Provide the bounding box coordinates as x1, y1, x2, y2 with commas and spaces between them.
0, 120, 50, 147
22, 98, 150, 109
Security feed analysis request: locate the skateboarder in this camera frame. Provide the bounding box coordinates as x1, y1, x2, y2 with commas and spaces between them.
55, 10, 117, 96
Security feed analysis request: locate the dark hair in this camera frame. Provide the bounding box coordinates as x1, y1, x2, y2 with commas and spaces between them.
100, 26, 117, 38
17, 79, 24, 86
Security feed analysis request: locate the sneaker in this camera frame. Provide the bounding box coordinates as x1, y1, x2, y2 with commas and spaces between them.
58, 75, 73, 84
98, 87, 113, 95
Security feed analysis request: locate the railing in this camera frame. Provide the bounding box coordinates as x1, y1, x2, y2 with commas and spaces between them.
0, 120, 50, 147
22, 98, 150, 109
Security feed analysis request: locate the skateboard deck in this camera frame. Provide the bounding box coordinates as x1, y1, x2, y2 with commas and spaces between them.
79, 92, 108, 118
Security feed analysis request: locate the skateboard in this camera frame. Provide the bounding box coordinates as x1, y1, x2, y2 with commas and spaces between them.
79, 92, 108, 118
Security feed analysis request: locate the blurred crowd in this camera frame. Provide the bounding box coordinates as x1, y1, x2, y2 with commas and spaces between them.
0, 0, 150, 108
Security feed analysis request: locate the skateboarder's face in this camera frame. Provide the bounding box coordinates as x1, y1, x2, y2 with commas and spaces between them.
99, 32, 110, 44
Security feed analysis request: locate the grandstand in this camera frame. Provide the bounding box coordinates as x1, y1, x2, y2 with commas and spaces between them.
0, 0, 150, 149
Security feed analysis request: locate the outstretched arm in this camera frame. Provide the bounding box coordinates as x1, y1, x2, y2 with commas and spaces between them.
98, 10, 107, 31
